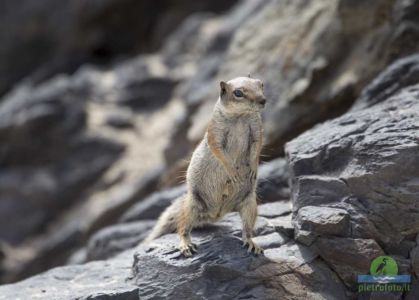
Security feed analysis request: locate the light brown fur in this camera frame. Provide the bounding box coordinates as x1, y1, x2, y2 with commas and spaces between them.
144, 76, 266, 256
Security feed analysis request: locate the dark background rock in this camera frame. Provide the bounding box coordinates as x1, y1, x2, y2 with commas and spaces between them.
0, 0, 237, 97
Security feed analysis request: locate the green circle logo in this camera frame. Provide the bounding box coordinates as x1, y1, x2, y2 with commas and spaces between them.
370, 256, 398, 276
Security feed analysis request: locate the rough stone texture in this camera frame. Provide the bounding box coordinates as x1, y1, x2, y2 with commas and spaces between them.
295, 206, 350, 245
0, 208, 351, 299
314, 238, 384, 286
286, 70, 419, 289
133, 213, 349, 300
287, 87, 419, 247
0, 250, 139, 300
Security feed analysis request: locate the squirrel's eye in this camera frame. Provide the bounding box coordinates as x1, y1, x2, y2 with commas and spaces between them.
233, 90, 244, 97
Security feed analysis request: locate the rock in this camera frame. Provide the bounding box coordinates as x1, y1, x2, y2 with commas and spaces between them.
0, 0, 237, 96
314, 237, 384, 286
0, 161, 163, 283
115, 77, 178, 111
86, 221, 155, 261
0, 250, 139, 300
257, 202, 292, 219
133, 213, 349, 299
268, 214, 295, 238
411, 244, 419, 277
257, 158, 290, 203
287, 78, 419, 288
295, 206, 350, 245
352, 54, 419, 111
287, 86, 419, 249
0, 77, 124, 244
0, 211, 351, 299
105, 110, 134, 129
120, 185, 187, 223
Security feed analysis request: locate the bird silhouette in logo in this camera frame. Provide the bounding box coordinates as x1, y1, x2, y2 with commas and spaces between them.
375, 257, 388, 275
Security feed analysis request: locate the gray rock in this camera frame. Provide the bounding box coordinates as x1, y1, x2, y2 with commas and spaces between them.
287, 86, 419, 250
314, 237, 384, 286
133, 213, 349, 300
120, 184, 187, 223
105, 110, 134, 129
287, 82, 419, 288
0, 0, 236, 96
352, 54, 419, 111
411, 245, 419, 277
0, 77, 124, 244
257, 202, 292, 219
269, 213, 295, 238
257, 158, 290, 203
0, 211, 350, 300
180, 0, 419, 160
295, 206, 350, 245
87, 221, 155, 261
0, 250, 138, 300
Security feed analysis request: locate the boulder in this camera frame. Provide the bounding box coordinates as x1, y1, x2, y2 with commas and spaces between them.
287, 80, 419, 286
133, 212, 349, 299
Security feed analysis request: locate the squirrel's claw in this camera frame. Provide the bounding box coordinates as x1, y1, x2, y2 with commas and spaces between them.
242, 239, 264, 255
179, 241, 198, 257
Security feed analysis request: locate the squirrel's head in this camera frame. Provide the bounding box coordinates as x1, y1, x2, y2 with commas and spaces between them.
219, 76, 266, 113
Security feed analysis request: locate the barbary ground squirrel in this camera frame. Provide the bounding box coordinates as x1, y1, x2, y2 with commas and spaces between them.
144, 76, 266, 256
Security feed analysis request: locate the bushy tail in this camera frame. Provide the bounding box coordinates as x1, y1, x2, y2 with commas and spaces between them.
142, 195, 185, 244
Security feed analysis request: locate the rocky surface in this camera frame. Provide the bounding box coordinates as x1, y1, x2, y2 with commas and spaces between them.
1, 0, 419, 299
0, 203, 353, 300
287, 75, 419, 289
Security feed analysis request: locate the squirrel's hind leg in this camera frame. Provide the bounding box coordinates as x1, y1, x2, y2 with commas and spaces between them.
239, 192, 264, 255
177, 197, 199, 257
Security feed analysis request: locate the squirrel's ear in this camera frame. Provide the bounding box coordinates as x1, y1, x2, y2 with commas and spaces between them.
220, 81, 228, 96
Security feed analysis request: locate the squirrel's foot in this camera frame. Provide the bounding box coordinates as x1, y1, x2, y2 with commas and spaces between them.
179, 241, 198, 257
242, 238, 264, 255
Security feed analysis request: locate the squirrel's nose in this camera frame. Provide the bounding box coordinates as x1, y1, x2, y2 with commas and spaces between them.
259, 98, 266, 105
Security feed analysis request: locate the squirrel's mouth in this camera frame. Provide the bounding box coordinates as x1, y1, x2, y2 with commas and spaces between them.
258, 98, 266, 108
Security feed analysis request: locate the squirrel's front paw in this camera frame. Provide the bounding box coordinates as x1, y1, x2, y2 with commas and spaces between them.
249, 169, 257, 182
227, 168, 241, 184
179, 241, 198, 257
242, 238, 264, 255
